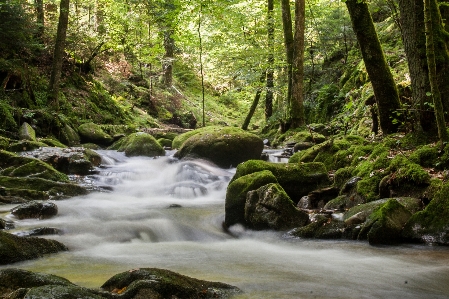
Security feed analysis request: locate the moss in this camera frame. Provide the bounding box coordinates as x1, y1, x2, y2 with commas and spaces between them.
78, 122, 114, 146
225, 170, 278, 227
0, 176, 87, 197
174, 127, 263, 168
8, 140, 48, 152
284, 130, 326, 144
232, 160, 330, 202
172, 126, 222, 149
2, 161, 69, 182
38, 137, 67, 148
334, 166, 355, 189
157, 138, 173, 147
0, 136, 10, 150
109, 132, 165, 157
387, 155, 430, 185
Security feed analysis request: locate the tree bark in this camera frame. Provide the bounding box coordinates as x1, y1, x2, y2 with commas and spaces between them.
424, 0, 449, 143
35, 0, 44, 38
242, 73, 266, 131
345, 0, 401, 134
290, 0, 306, 128
281, 0, 294, 111
265, 0, 274, 120
48, 0, 70, 111
162, 0, 176, 88
398, 0, 432, 131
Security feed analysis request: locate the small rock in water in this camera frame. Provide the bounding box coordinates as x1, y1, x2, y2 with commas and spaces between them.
169, 204, 182, 208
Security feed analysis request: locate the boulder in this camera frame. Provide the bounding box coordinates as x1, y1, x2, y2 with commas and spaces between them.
0, 218, 14, 230
8, 140, 48, 152
19, 147, 102, 175
78, 123, 113, 146
0, 231, 67, 265
11, 201, 58, 220
157, 137, 173, 148
231, 160, 331, 203
19, 122, 36, 141
358, 199, 412, 245
109, 132, 165, 157
14, 285, 106, 299
297, 186, 340, 209
244, 183, 309, 230
101, 268, 242, 299
172, 126, 219, 149
60, 124, 81, 146
225, 170, 278, 227
174, 127, 263, 168
402, 182, 449, 245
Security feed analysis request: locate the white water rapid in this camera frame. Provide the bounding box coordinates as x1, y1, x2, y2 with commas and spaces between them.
1, 151, 449, 298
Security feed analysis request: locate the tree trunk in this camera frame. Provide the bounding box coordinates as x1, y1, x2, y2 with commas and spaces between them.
162, 0, 176, 88
35, 0, 44, 38
430, 0, 449, 119
290, 0, 306, 128
424, 0, 449, 143
48, 0, 70, 111
281, 0, 294, 111
242, 73, 266, 130
398, 0, 432, 131
265, 0, 274, 120
345, 0, 401, 134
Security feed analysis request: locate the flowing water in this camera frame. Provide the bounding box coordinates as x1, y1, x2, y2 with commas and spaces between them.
1, 151, 449, 298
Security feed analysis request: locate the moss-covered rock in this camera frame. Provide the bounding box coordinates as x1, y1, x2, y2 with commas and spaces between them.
358, 199, 412, 245
19, 122, 36, 141
287, 215, 329, 238
157, 137, 173, 148
109, 132, 165, 157
245, 183, 309, 230
0, 231, 67, 265
172, 126, 220, 149
78, 122, 114, 146
0, 136, 10, 150
0, 268, 73, 296
402, 182, 449, 245
225, 170, 278, 227
60, 124, 81, 146
8, 140, 48, 152
101, 268, 242, 299
17, 285, 106, 299
38, 137, 67, 148
174, 127, 263, 168
231, 160, 330, 203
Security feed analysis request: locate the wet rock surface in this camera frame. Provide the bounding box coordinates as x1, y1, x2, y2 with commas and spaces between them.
10, 200, 58, 220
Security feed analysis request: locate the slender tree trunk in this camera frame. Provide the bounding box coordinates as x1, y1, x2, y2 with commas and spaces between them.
424, 0, 449, 143
265, 0, 274, 120
398, 0, 431, 131
198, 1, 205, 127
290, 0, 306, 128
35, 0, 44, 38
162, 0, 176, 88
48, 0, 70, 111
242, 73, 266, 130
345, 0, 401, 134
281, 0, 294, 112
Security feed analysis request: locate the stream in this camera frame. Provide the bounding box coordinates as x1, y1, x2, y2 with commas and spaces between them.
1, 150, 449, 298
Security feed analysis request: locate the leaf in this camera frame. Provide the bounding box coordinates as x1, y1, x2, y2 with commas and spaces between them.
426, 92, 432, 96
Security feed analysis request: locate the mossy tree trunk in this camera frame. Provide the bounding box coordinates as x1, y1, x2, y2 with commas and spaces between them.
281, 0, 294, 116
424, 0, 449, 144
398, 0, 433, 132
48, 0, 70, 112
242, 72, 266, 130
290, 0, 306, 128
265, 0, 274, 120
429, 0, 449, 119
345, 0, 401, 134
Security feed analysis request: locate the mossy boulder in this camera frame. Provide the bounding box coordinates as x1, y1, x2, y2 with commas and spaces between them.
172, 126, 220, 149
402, 182, 449, 245
14, 285, 106, 299
157, 137, 173, 148
109, 132, 165, 157
0, 269, 73, 296
0, 231, 67, 265
101, 268, 242, 299
0, 136, 10, 150
19, 122, 36, 141
225, 170, 278, 227
38, 137, 67, 148
245, 183, 309, 230
174, 127, 264, 168
231, 160, 331, 203
11, 201, 58, 220
60, 124, 81, 146
78, 122, 114, 146
8, 140, 48, 152
358, 199, 412, 245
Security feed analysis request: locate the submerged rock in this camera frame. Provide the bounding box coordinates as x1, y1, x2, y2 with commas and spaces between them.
244, 183, 309, 230
0, 231, 67, 265
174, 127, 264, 168
109, 132, 165, 157
225, 170, 278, 227
101, 268, 242, 299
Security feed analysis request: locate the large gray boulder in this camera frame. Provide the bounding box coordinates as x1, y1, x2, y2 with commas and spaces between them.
245, 183, 309, 230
